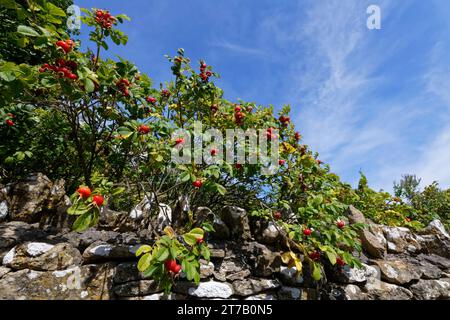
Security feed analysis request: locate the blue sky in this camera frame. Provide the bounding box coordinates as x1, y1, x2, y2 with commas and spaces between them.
74, 0, 450, 191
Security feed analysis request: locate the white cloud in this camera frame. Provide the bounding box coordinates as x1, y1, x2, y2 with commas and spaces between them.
211, 39, 267, 56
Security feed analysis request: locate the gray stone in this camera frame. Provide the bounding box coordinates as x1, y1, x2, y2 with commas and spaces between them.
260, 222, 280, 244
415, 260, 443, 280
0, 264, 115, 299
226, 270, 251, 281
343, 284, 366, 300
3, 242, 82, 271
120, 292, 186, 300
331, 265, 367, 284
415, 234, 450, 258
212, 215, 230, 240
321, 283, 366, 300
278, 286, 302, 300
382, 226, 421, 254
209, 249, 225, 259
424, 219, 449, 239
232, 278, 280, 297
371, 259, 422, 285
114, 262, 144, 284
82, 242, 141, 263
243, 242, 281, 277
410, 278, 450, 300
187, 281, 234, 299
199, 261, 215, 279
214, 259, 250, 282
253, 220, 280, 244
279, 266, 304, 287
360, 224, 387, 258
220, 206, 251, 241
0, 267, 10, 279
345, 206, 366, 224
364, 278, 413, 300
3, 173, 67, 223
194, 207, 214, 225
0, 221, 49, 256
245, 293, 276, 300
418, 254, 450, 270
113, 280, 162, 297
0, 201, 8, 222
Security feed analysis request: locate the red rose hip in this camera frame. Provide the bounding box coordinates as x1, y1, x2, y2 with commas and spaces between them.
92, 195, 104, 207
77, 186, 92, 199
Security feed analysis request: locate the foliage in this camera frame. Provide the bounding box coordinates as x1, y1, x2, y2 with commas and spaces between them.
136, 226, 210, 293
1, 1, 448, 292
354, 173, 449, 230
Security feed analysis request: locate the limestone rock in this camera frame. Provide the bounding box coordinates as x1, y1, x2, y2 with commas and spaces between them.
382, 226, 421, 254
114, 262, 144, 284
0, 267, 10, 279
232, 278, 280, 297
199, 260, 215, 279
278, 286, 302, 300
418, 254, 450, 271
0, 264, 115, 299
220, 206, 251, 241
3, 242, 81, 271
82, 242, 141, 263
364, 278, 413, 300
279, 266, 304, 287
252, 220, 280, 244
371, 259, 422, 285
321, 283, 366, 300
245, 293, 276, 300
113, 280, 162, 297
213, 258, 250, 282
3, 173, 66, 223
410, 278, 450, 300
212, 215, 230, 240
345, 206, 366, 224
330, 265, 367, 284
187, 281, 234, 299
57, 229, 122, 251
243, 242, 281, 277
415, 235, 450, 258
0, 221, 49, 258
0, 201, 8, 222
423, 219, 449, 239
194, 207, 214, 226
360, 224, 387, 258
120, 292, 186, 300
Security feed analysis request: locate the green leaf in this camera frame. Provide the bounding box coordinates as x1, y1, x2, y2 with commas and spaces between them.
154, 247, 169, 262
325, 251, 337, 265
137, 253, 152, 271
84, 78, 95, 93
17, 25, 40, 37
14, 151, 25, 161
46, 2, 66, 17
182, 233, 197, 246
180, 171, 191, 182
67, 200, 91, 215
201, 245, 210, 261
142, 263, 160, 278
312, 262, 322, 281
189, 228, 204, 239
214, 183, 227, 195
72, 211, 93, 232
135, 245, 152, 257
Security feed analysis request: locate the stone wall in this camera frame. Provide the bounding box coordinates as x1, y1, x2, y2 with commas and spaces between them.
0, 174, 449, 300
